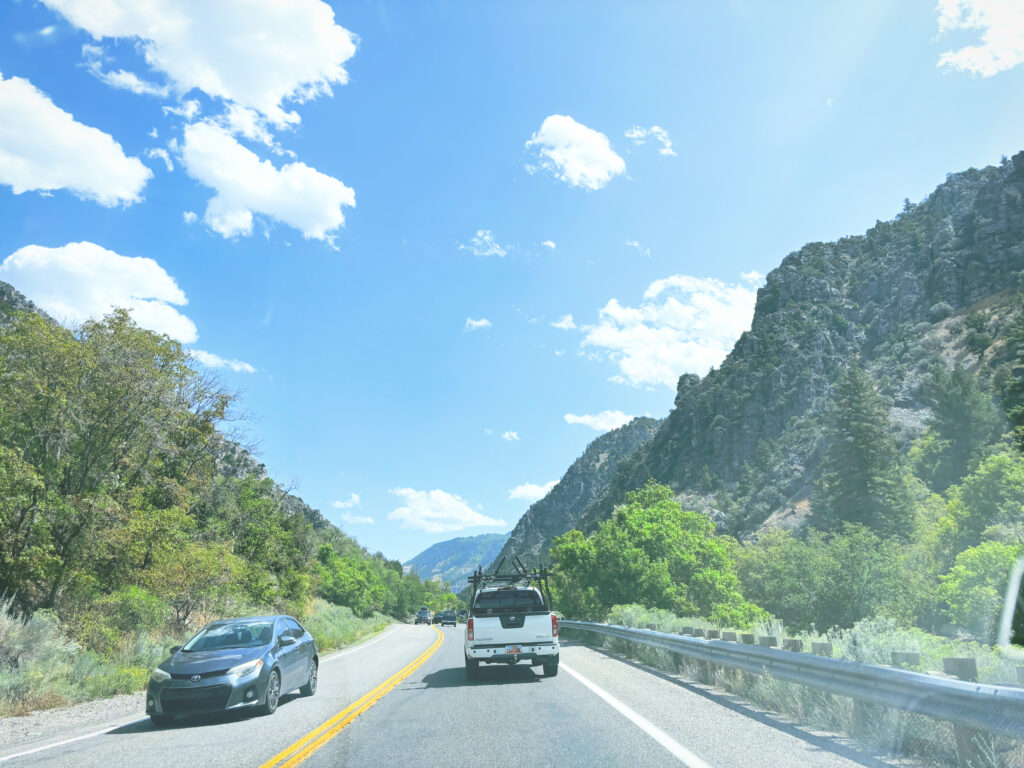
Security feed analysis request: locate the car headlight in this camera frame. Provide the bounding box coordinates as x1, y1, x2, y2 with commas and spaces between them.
150, 667, 171, 683
227, 659, 263, 677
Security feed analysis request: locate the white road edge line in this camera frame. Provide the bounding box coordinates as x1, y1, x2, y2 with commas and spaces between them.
0, 623, 403, 764
561, 663, 714, 768
0, 718, 150, 763
321, 626, 400, 664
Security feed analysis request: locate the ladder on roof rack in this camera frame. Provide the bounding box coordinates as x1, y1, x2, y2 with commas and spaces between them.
467, 555, 554, 610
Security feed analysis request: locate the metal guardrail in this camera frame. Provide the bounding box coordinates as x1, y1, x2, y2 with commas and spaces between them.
561, 620, 1024, 740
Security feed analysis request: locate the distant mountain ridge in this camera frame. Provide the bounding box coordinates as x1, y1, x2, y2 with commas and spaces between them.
404, 533, 509, 591
489, 416, 662, 569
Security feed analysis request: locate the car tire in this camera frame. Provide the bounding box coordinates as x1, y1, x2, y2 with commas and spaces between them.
542, 661, 558, 677
299, 660, 318, 697
260, 669, 281, 715
150, 714, 175, 728
465, 657, 480, 680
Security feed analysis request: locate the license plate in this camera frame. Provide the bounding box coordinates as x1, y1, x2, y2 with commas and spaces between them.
505, 645, 522, 655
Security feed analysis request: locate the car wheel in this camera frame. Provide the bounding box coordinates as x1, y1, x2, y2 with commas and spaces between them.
465, 657, 480, 680
300, 660, 318, 696
150, 714, 175, 728
543, 661, 559, 677
260, 669, 282, 715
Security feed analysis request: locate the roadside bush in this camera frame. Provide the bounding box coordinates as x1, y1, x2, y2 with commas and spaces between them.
302, 598, 389, 651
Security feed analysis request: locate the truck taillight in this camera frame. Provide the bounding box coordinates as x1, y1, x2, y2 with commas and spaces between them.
551, 614, 558, 637
467, 617, 474, 641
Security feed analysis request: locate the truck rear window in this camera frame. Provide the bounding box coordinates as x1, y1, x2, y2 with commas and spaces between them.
473, 589, 544, 614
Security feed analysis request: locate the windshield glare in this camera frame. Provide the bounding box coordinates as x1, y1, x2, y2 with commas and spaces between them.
182, 621, 273, 652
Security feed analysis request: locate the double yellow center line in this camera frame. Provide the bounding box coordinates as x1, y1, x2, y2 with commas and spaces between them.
260, 627, 444, 768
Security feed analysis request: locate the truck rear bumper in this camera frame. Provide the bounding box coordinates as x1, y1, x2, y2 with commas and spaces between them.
465, 643, 559, 662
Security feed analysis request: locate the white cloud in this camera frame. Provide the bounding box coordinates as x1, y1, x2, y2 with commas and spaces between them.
624, 125, 676, 157
189, 349, 256, 373
341, 512, 374, 525
937, 0, 1024, 76
508, 481, 556, 503
580, 272, 765, 387
146, 147, 173, 172
465, 317, 492, 332
625, 239, 651, 258
0, 242, 197, 342
459, 229, 507, 257
551, 314, 576, 330
163, 100, 201, 121
332, 493, 360, 509
0, 72, 151, 206
525, 115, 626, 190
83, 47, 170, 97
42, 0, 358, 129
180, 121, 355, 241
565, 410, 634, 432
541, 240, 556, 249
387, 488, 505, 533
502, 431, 519, 441
183, 211, 197, 224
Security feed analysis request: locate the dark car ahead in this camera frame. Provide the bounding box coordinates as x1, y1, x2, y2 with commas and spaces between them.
414, 608, 431, 624
432, 611, 444, 624
457, 609, 468, 623
440, 609, 457, 627
146, 615, 318, 727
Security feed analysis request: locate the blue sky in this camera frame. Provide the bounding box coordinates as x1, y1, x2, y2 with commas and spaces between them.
1, 0, 1023, 562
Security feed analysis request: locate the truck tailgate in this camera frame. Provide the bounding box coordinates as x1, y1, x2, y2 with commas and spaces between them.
470, 613, 553, 645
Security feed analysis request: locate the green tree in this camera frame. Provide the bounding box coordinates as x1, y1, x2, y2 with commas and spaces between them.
910, 365, 1002, 490
813, 363, 914, 537
550, 481, 763, 626
939, 541, 1023, 640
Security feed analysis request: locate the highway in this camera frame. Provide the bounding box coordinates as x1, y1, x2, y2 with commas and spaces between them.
0, 625, 900, 768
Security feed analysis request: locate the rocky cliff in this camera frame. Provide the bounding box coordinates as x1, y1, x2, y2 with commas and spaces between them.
581, 152, 1024, 537
490, 416, 662, 568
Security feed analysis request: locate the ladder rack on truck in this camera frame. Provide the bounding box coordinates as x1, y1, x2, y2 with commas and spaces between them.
467, 555, 554, 611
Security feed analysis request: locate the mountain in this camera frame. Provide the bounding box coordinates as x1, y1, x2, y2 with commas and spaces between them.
579, 152, 1024, 539
0, 280, 51, 326
489, 417, 663, 568
493, 152, 1024, 561
404, 533, 509, 591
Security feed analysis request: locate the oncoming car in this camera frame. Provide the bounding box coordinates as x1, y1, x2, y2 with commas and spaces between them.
414, 607, 431, 624
440, 609, 457, 626
146, 615, 318, 726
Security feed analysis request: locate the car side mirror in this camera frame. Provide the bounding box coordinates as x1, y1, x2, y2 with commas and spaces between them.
169, 645, 182, 655
279, 635, 296, 646
998, 557, 1024, 646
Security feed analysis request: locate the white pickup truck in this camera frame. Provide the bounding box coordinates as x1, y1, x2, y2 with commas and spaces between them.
464, 584, 559, 679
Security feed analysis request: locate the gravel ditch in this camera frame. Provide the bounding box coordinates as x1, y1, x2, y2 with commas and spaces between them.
0, 691, 145, 752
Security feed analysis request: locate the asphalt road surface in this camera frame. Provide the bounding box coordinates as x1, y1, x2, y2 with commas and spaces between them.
0, 625, 902, 768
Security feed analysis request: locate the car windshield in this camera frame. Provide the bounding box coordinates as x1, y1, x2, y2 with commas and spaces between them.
182, 621, 274, 651
473, 590, 543, 614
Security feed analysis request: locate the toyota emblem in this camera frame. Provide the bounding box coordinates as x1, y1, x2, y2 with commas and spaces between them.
189, 674, 201, 683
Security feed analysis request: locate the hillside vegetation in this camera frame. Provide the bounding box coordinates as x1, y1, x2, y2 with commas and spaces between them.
0, 307, 457, 711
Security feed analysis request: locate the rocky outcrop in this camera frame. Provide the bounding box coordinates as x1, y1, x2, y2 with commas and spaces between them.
490, 417, 662, 567
581, 152, 1024, 536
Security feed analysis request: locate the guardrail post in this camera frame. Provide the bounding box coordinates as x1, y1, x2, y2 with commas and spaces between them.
758, 636, 778, 648
943, 657, 977, 682
782, 638, 803, 652
890, 652, 920, 670
706, 629, 720, 640
721, 631, 737, 642
811, 642, 832, 657
682, 626, 694, 635
741, 633, 756, 644
692, 629, 705, 638
942, 658, 987, 766
1017, 666, 1024, 684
